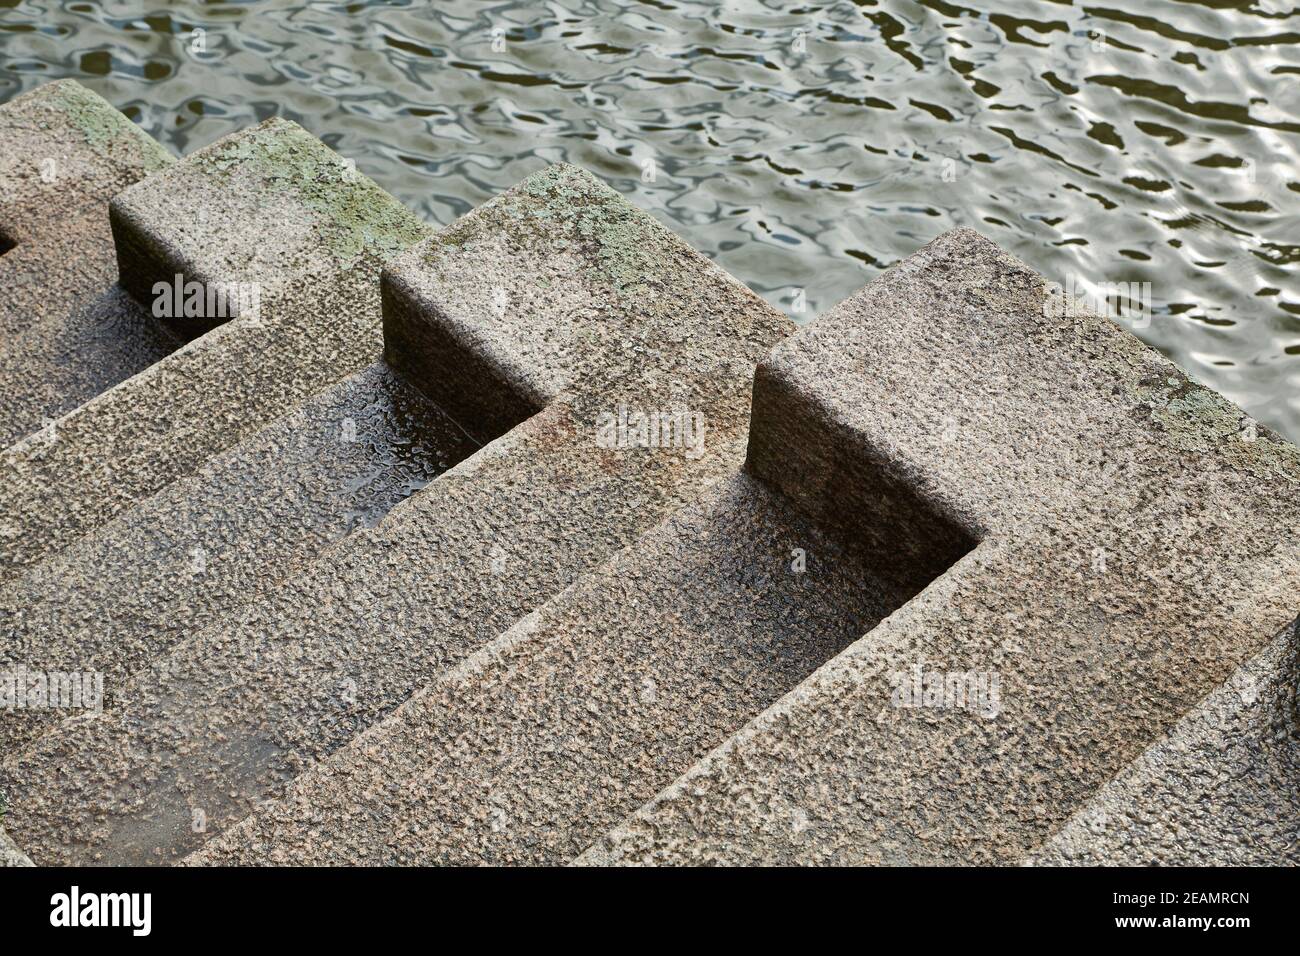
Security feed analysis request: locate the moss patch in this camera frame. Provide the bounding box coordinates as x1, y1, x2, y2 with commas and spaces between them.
421, 163, 684, 310
46, 81, 171, 171
192, 119, 429, 263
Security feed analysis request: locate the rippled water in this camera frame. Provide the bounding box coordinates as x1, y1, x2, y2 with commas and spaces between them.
2, 0, 1297, 440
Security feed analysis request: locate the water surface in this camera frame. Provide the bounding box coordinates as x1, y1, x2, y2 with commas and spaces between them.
2, 0, 1296, 439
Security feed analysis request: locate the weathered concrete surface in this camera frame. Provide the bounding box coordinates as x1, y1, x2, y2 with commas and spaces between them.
0, 114, 429, 582
580, 229, 1299, 865
0, 164, 791, 864
1030, 618, 1299, 865
0, 361, 477, 753
0, 81, 178, 448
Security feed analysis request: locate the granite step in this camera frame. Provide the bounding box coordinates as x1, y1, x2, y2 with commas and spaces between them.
580, 229, 1299, 865
3, 78, 1296, 869
0, 81, 170, 246
0, 104, 429, 583
0, 162, 790, 864
190, 464, 965, 865
0, 360, 478, 755
0, 81, 177, 448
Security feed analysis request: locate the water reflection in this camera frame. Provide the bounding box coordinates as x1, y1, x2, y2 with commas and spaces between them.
2, 0, 1295, 439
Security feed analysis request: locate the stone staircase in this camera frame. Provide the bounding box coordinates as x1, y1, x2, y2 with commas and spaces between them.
1, 81, 1296, 867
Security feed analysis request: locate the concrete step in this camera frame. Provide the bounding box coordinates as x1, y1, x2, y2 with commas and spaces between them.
0, 81, 178, 448
0, 360, 478, 754
0, 163, 790, 864
580, 229, 1299, 865
0, 103, 430, 583
1028, 618, 1299, 865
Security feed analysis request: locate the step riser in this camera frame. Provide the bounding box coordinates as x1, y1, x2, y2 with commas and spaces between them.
747, 360, 979, 585
382, 270, 542, 445
108, 202, 229, 341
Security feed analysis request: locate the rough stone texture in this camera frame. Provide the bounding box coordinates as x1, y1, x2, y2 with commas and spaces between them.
1030, 618, 1299, 865
0, 80, 170, 244
0, 113, 429, 582
380, 163, 780, 442
0, 825, 32, 867
581, 229, 1298, 866
0, 361, 477, 753
0, 268, 181, 449
3, 80, 1296, 868
191, 469, 946, 865
0, 163, 790, 865
0, 81, 178, 448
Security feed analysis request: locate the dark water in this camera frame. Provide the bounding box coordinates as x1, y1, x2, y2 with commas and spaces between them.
2, 0, 1296, 440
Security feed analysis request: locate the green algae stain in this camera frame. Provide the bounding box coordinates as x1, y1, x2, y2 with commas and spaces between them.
302, 168, 429, 262
406, 165, 694, 343
1116, 351, 1300, 483
46, 80, 171, 170
191, 118, 429, 263
1030, 280, 1300, 484
510, 163, 681, 304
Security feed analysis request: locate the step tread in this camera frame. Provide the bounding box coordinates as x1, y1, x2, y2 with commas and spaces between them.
0, 80, 171, 243
193, 471, 929, 865
1030, 619, 1299, 866
0, 361, 477, 754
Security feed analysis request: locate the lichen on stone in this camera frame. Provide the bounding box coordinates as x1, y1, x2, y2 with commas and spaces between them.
191, 118, 429, 263
46, 80, 171, 170
427, 162, 683, 313
1114, 352, 1300, 482
1032, 278, 1300, 485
